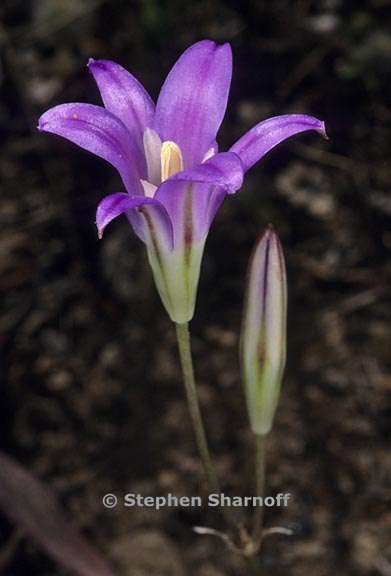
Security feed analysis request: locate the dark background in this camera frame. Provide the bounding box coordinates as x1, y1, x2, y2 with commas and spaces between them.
1, 1, 390, 575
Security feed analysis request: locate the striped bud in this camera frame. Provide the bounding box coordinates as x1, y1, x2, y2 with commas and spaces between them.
240, 226, 287, 435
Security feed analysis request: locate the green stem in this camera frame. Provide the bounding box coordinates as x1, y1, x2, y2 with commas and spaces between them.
175, 322, 220, 494
252, 433, 267, 546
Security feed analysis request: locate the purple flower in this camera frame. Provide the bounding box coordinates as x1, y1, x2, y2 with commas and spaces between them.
38, 40, 326, 323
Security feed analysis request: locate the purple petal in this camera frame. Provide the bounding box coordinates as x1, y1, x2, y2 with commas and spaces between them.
88, 59, 154, 147
154, 40, 232, 168
154, 152, 243, 247
230, 114, 327, 171
38, 103, 145, 191
96, 192, 173, 250
169, 151, 244, 194
154, 180, 227, 249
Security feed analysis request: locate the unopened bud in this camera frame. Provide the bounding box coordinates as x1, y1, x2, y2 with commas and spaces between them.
240, 226, 287, 435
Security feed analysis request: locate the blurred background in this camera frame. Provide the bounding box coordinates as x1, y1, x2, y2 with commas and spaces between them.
1, 1, 390, 574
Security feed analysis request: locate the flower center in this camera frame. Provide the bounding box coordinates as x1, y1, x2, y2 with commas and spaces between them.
142, 129, 184, 197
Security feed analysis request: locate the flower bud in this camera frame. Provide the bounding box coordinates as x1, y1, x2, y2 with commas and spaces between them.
240, 226, 287, 435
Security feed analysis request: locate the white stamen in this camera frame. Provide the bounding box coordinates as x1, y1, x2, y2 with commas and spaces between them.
141, 179, 158, 198
143, 128, 162, 185
202, 146, 216, 162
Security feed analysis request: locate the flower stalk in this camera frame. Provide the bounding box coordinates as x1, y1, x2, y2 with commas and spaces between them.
252, 433, 267, 547
175, 322, 220, 494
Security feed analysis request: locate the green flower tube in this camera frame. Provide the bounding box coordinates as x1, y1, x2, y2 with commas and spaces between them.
241, 226, 287, 436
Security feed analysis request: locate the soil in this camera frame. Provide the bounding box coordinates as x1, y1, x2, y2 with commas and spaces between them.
1, 1, 390, 575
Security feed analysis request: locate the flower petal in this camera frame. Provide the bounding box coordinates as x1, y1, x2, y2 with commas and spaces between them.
230, 114, 327, 171
154, 40, 232, 167
88, 59, 154, 147
154, 180, 226, 249
38, 103, 145, 191
169, 151, 243, 194
96, 192, 173, 250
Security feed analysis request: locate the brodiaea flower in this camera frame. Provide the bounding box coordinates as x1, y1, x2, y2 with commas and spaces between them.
38, 40, 326, 323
